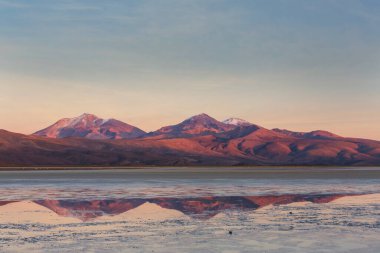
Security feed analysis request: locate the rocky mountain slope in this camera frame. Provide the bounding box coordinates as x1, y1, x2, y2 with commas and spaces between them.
0, 112, 379, 166
33, 113, 146, 140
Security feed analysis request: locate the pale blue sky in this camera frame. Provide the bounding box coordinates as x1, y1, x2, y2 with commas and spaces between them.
0, 0, 379, 139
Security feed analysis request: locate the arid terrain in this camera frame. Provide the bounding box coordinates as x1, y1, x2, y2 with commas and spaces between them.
0, 113, 379, 166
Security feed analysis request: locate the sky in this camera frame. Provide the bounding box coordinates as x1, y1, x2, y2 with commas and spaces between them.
0, 0, 379, 139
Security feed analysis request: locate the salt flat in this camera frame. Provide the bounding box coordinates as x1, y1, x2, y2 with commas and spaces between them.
0, 167, 379, 252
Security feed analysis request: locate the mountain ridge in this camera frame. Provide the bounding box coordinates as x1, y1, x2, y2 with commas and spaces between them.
33, 113, 146, 140
1, 113, 379, 166
144, 113, 236, 139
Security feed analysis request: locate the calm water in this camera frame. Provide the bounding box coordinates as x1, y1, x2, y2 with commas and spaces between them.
0, 167, 380, 252
1, 167, 380, 200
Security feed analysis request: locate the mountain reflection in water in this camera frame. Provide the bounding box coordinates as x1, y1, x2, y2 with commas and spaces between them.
0, 193, 354, 221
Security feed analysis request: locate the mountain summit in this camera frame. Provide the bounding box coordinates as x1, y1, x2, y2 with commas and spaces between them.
148, 113, 236, 138
223, 118, 253, 126
33, 113, 146, 139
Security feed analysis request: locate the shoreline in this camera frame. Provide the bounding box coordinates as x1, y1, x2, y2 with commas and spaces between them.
1, 166, 380, 180
0, 165, 379, 171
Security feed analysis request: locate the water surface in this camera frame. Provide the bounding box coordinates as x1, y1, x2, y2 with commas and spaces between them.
0, 167, 379, 252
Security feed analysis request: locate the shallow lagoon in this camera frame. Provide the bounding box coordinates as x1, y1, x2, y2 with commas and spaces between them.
0, 167, 380, 252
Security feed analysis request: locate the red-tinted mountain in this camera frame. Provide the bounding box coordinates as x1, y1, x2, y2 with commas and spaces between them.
145, 113, 236, 139
1, 113, 380, 166
31, 193, 351, 221
272, 128, 340, 139
33, 113, 146, 140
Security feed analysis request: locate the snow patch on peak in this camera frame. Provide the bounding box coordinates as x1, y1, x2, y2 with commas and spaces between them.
76, 113, 98, 120
68, 113, 100, 127
100, 118, 111, 125
185, 113, 211, 121
223, 118, 252, 126
33, 113, 146, 139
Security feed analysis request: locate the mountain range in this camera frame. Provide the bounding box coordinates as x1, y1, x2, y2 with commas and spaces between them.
0, 113, 379, 166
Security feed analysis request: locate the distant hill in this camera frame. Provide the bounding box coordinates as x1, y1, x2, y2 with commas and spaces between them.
144, 113, 236, 139
0, 113, 379, 166
33, 113, 146, 139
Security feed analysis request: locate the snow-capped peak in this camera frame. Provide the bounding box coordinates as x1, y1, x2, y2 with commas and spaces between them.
33, 113, 146, 139
67, 113, 100, 127
185, 113, 212, 121
223, 118, 252, 126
